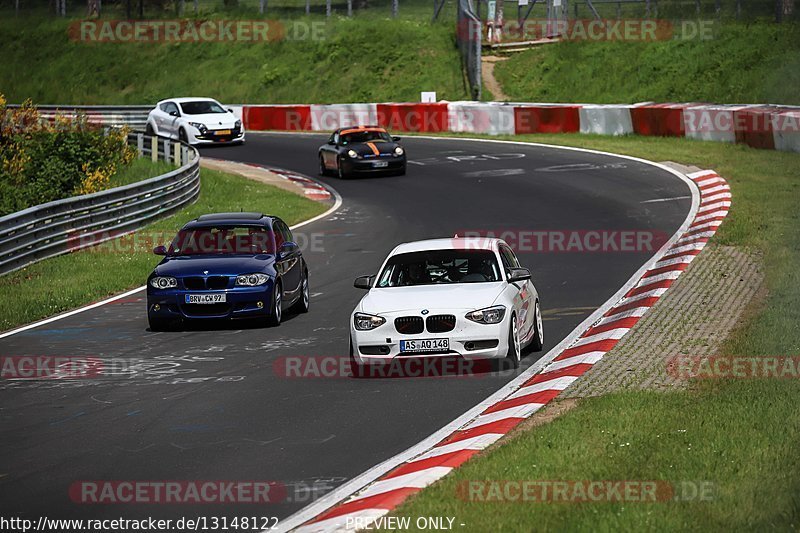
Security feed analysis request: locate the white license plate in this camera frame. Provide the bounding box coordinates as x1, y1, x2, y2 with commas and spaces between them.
400, 338, 449, 352
185, 293, 226, 304
373, 161, 389, 168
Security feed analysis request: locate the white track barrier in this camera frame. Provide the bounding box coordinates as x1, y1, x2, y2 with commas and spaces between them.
447, 102, 516, 135
578, 104, 634, 136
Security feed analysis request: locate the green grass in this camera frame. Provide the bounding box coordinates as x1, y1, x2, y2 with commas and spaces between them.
0, 162, 326, 331
494, 22, 800, 105
0, 14, 466, 104
109, 157, 177, 187
386, 134, 800, 531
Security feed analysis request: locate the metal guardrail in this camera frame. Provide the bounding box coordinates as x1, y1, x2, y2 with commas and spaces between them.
0, 132, 200, 276
457, 0, 482, 101
6, 104, 152, 131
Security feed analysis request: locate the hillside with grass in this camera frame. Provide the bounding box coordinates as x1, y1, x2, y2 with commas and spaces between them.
492, 22, 800, 104
0, 15, 467, 104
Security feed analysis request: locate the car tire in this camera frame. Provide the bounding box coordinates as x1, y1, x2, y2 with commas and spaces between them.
397, 164, 406, 176
530, 300, 544, 352
337, 157, 348, 179
265, 281, 282, 327
319, 155, 328, 176
178, 127, 188, 144
148, 316, 171, 332
503, 315, 521, 370
289, 269, 310, 314
145, 123, 155, 136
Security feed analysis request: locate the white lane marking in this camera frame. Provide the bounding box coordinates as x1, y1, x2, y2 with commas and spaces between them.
640, 195, 692, 203
273, 136, 701, 533
0, 170, 343, 340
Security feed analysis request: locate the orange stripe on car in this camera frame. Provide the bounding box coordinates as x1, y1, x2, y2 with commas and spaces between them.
340, 127, 387, 135
366, 142, 380, 155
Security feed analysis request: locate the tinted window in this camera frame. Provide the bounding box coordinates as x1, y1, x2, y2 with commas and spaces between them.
377, 250, 501, 287
499, 245, 519, 268
340, 130, 392, 145
180, 100, 227, 115
168, 225, 275, 256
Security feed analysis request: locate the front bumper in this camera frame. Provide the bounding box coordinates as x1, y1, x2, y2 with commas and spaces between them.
147, 283, 272, 321
342, 155, 406, 174
187, 127, 245, 145
350, 310, 511, 365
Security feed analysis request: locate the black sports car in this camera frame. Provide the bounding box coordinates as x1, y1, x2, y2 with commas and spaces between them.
318, 126, 407, 178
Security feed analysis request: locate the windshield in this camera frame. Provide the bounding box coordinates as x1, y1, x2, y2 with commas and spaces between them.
167, 225, 275, 256
341, 130, 392, 145
180, 100, 227, 115
376, 249, 502, 287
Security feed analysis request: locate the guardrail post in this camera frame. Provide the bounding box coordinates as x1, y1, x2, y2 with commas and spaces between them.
137, 134, 144, 158
164, 139, 170, 162
173, 143, 181, 166
182, 146, 189, 166
151, 136, 158, 162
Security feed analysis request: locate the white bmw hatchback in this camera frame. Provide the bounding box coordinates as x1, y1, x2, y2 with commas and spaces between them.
146, 97, 245, 145
350, 237, 543, 371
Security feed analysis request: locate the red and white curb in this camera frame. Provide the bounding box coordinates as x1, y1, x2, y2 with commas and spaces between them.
267, 167, 333, 202
286, 169, 729, 533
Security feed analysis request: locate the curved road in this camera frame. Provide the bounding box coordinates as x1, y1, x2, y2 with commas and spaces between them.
0, 134, 692, 523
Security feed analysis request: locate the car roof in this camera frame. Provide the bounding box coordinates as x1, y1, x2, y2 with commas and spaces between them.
182, 212, 273, 228
158, 97, 219, 104
389, 238, 504, 255
337, 125, 387, 135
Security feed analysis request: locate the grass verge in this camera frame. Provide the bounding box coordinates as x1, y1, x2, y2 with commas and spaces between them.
0, 161, 326, 332
385, 134, 800, 530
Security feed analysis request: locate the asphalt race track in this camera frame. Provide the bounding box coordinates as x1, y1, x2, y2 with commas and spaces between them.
0, 134, 692, 523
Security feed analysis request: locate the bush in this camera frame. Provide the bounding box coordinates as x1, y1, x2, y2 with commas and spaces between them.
0, 97, 136, 217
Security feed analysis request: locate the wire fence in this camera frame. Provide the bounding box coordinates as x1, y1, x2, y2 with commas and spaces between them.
0, 0, 435, 18
457, 0, 482, 99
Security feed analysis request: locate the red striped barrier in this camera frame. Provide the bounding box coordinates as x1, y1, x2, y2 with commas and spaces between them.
376, 103, 448, 132
514, 105, 580, 134
733, 106, 780, 150
242, 105, 311, 131
630, 103, 690, 137
237, 101, 799, 154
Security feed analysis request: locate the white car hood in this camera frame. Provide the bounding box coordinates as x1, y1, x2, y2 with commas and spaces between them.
185, 113, 237, 128
358, 283, 506, 314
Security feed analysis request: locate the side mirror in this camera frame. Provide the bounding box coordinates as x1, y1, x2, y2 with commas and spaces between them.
153, 245, 168, 256
354, 275, 375, 290
507, 267, 531, 283
278, 241, 299, 258
228, 108, 235, 113
169, 110, 179, 117
327, 140, 336, 145
392, 136, 401, 142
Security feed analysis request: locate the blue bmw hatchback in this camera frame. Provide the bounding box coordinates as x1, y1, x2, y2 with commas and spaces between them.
146, 212, 309, 331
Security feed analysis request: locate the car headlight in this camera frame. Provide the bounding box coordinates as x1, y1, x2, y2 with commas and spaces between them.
394, 146, 404, 156
188, 122, 207, 133
149, 276, 177, 289
235, 119, 242, 128
235, 273, 270, 286
347, 149, 359, 158
466, 305, 506, 324
353, 312, 386, 331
